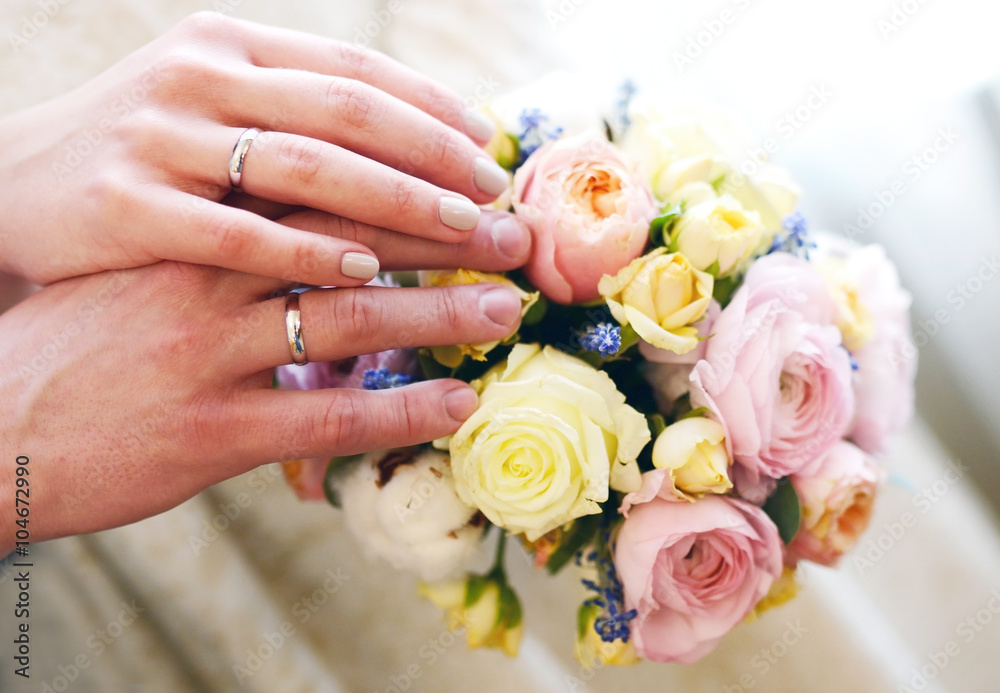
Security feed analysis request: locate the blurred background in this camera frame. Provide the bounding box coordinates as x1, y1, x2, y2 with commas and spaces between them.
2, 0, 999, 691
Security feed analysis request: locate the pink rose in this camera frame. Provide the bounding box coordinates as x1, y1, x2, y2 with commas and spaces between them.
690, 254, 854, 499
843, 245, 916, 454
615, 495, 783, 663
275, 348, 417, 501
512, 131, 657, 304
642, 300, 720, 411
788, 440, 881, 566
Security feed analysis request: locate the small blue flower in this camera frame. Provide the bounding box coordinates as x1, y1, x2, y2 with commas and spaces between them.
580, 544, 637, 643
361, 367, 413, 391
517, 108, 563, 164
579, 322, 621, 358
769, 211, 816, 259
611, 79, 638, 134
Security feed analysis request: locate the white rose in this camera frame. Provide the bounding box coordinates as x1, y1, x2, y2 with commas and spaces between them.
672, 195, 764, 277
448, 344, 650, 541
337, 449, 484, 582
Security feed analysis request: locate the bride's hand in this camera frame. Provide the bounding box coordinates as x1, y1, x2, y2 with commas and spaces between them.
0, 208, 530, 554
0, 12, 509, 286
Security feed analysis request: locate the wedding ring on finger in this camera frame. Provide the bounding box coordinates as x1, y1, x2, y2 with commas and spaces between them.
285, 292, 308, 366
229, 127, 262, 193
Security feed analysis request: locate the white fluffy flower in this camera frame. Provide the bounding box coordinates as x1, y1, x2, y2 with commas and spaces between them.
337, 449, 484, 582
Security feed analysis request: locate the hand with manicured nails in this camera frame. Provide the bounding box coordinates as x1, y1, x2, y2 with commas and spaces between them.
0, 12, 511, 286
0, 207, 531, 555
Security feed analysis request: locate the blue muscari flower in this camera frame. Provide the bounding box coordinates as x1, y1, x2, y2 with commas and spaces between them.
580, 548, 637, 643
769, 211, 816, 259
579, 322, 621, 358
361, 367, 413, 391
611, 79, 638, 134
517, 108, 563, 164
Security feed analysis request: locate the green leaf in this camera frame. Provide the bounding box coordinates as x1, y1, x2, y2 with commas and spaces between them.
418, 348, 450, 380
762, 479, 802, 545
649, 206, 683, 248
521, 294, 548, 326
545, 514, 603, 575
464, 575, 490, 609
648, 413, 668, 438
679, 406, 712, 421
710, 172, 728, 193
618, 323, 640, 353
499, 583, 523, 628
712, 274, 741, 307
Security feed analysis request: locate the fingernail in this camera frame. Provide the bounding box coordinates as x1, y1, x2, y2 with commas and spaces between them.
479, 286, 521, 326
341, 252, 379, 280
474, 157, 510, 197
491, 216, 530, 261
439, 197, 481, 232
443, 386, 479, 421
462, 109, 496, 142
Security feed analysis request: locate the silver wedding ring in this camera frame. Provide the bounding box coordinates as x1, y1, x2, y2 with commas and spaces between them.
285, 292, 308, 366
229, 127, 262, 193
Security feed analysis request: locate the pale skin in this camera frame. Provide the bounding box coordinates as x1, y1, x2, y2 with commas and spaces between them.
0, 14, 529, 555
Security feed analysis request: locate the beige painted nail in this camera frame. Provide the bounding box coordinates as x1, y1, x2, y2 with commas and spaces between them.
474, 157, 510, 197
341, 252, 379, 280
439, 197, 481, 231
462, 109, 496, 142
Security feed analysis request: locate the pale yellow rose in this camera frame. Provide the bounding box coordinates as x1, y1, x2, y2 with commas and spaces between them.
598, 248, 713, 356
652, 417, 732, 500
816, 258, 875, 352
748, 567, 799, 621
421, 269, 538, 367
419, 577, 524, 657
574, 602, 640, 670
447, 344, 649, 541
672, 195, 764, 277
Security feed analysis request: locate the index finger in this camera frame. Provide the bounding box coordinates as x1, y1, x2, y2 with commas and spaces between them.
234, 20, 497, 144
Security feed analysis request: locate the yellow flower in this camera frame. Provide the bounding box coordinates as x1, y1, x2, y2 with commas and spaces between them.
574, 602, 640, 670
652, 417, 732, 501
748, 567, 799, 620
672, 195, 765, 277
422, 269, 538, 367
419, 575, 524, 657
447, 344, 649, 541
598, 248, 713, 356
816, 258, 875, 352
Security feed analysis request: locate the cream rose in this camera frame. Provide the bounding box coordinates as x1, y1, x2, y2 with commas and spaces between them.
420, 269, 538, 367
598, 248, 714, 356
620, 417, 732, 510
447, 344, 650, 540
672, 195, 764, 277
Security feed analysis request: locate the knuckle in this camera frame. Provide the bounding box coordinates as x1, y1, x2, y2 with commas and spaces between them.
333, 42, 379, 82
277, 135, 326, 186
426, 128, 463, 170
388, 177, 419, 217
395, 388, 423, 440
205, 214, 251, 259
420, 83, 461, 123
322, 391, 363, 450
334, 289, 382, 339
177, 11, 235, 40
327, 79, 383, 131
436, 288, 464, 334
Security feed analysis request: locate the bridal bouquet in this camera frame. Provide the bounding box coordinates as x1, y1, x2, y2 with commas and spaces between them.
277, 76, 917, 667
